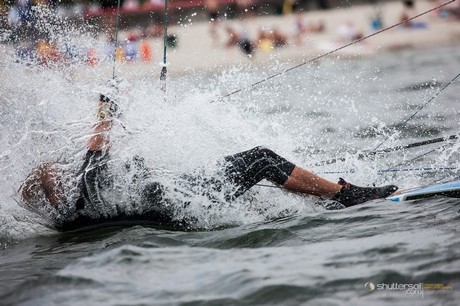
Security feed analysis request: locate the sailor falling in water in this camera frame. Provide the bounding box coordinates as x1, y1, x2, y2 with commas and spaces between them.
18, 88, 398, 231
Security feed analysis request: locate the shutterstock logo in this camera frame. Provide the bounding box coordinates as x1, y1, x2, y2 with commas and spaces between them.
364, 282, 453, 298
365, 282, 424, 298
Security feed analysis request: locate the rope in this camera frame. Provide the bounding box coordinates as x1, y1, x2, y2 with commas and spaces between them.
317, 142, 457, 175
319, 167, 458, 175
216, 0, 457, 101
112, 0, 122, 79
372, 71, 460, 151
392, 143, 453, 168
314, 134, 459, 167
378, 167, 458, 173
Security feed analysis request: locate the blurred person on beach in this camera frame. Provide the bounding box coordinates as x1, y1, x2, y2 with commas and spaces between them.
435, 0, 460, 20
400, 0, 419, 28
225, 26, 255, 57
18, 88, 398, 231
370, 2, 384, 30
272, 27, 288, 48
255, 27, 288, 50
337, 21, 363, 43
124, 32, 139, 61
205, 0, 221, 47
400, 1, 414, 28
255, 28, 272, 52
399, 0, 428, 29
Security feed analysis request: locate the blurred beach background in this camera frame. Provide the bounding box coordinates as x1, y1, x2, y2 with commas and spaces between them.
1, 0, 460, 305
1, 0, 460, 76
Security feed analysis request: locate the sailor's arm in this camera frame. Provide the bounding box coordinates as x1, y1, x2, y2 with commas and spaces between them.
87, 118, 113, 151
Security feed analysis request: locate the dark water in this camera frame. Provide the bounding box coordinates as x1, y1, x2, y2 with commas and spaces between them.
1, 198, 459, 305
0, 39, 459, 305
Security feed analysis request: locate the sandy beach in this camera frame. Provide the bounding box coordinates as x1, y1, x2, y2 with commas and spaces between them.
1, 0, 459, 79
101, 0, 460, 79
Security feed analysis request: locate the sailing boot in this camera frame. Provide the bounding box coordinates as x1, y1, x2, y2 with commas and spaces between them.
333, 178, 398, 207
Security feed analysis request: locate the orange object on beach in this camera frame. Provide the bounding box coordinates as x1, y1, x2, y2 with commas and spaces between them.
140, 41, 152, 62
115, 46, 125, 62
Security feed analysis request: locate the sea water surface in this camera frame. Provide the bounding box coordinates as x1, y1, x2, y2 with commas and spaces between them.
0, 32, 459, 305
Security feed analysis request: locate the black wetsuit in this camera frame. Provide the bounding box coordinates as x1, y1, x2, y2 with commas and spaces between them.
56, 147, 296, 231
222, 146, 295, 199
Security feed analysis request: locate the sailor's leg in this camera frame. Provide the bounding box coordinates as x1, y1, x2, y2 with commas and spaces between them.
223, 146, 398, 206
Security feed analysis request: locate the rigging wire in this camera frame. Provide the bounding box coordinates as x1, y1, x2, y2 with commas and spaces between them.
160, 0, 169, 94
302, 69, 460, 187
318, 167, 459, 175
315, 142, 458, 176
112, 0, 122, 79
314, 134, 460, 167
372, 71, 460, 151
309, 71, 460, 171
392, 143, 454, 169
215, 0, 457, 102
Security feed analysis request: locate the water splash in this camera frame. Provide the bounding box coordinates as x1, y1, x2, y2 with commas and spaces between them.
1, 16, 458, 241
